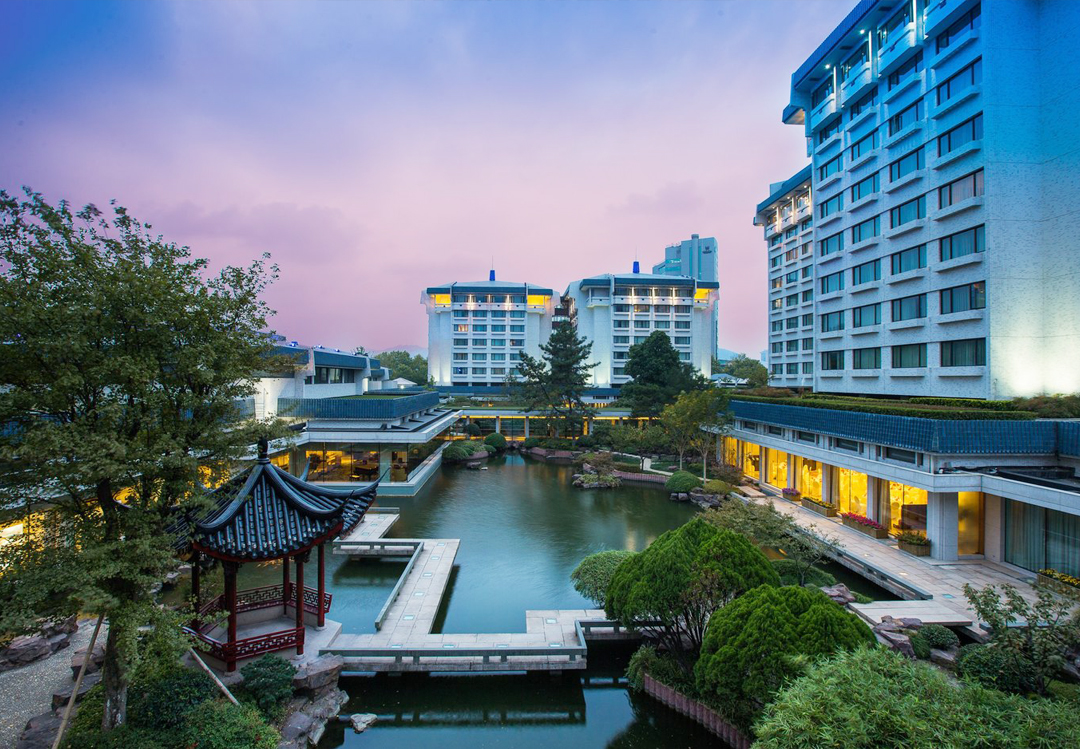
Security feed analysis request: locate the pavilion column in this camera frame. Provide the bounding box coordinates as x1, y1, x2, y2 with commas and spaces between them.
223, 561, 239, 672
190, 551, 201, 630
295, 552, 306, 655
282, 555, 291, 614
317, 544, 326, 630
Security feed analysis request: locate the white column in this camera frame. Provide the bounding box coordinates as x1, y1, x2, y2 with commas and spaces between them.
866, 478, 880, 523
927, 492, 960, 561
786, 453, 797, 490
822, 464, 834, 506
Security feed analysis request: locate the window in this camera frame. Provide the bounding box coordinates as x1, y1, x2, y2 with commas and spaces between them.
802, 313, 814, 326
879, 3, 912, 48
938, 113, 983, 157
613, 304, 630, 312
472, 367, 487, 374
940, 282, 986, 314
511, 295, 525, 304
940, 225, 985, 261
842, 42, 869, 79
452, 367, 468, 375
812, 77, 834, 108
939, 169, 984, 208
821, 311, 845, 332
889, 194, 926, 228
674, 336, 691, 345
654, 320, 670, 329
821, 350, 845, 370
654, 304, 671, 313
797, 430, 817, 443
786, 293, 799, 307
885, 447, 918, 464
852, 302, 881, 327
614, 320, 630, 329
453, 338, 468, 346
510, 325, 524, 333
802, 289, 813, 303
819, 154, 843, 181
491, 367, 506, 375
786, 363, 798, 375
471, 353, 487, 361
888, 100, 923, 136
802, 337, 813, 350
491, 324, 506, 332
472, 309, 488, 318
491, 310, 506, 319
801, 266, 812, 278
309, 366, 355, 385
786, 316, 798, 330
853, 347, 881, 369
849, 131, 879, 163
850, 172, 880, 202
891, 244, 927, 274
634, 320, 650, 329
614, 351, 628, 360
674, 305, 691, 314
937, 4, 981, 53
491, 353, 506, 361
888, 51, 922, 91
937, 58, 982, 105
633, 304, 650, 313
491, 339, 506, 347
892, 293, 927, 321
818, 116, 842, 144
892, 343, 927, 368
849, 89, 877, 121
802, 361, 814, 374
819, 231, 844, 256
454, 324, 469, 333
941, 338, 986, 366
472, 339, 487, 347
889, 147, 924, 181
509, 310, 525, 318
785, 271, 798, 285
819, 192, 844, 218
510, 339, 524, 347
472, 324, 488, 332
771, 320, 783, 332
851, 215, 880, 244
770, 255, 782, 268
674, 320, 691, 329
852, 259, 881, 286
786, 339, 799, 352
614, 335, 630, 344
820, 271, 845, 294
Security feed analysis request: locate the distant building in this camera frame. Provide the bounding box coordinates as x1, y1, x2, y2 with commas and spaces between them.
563, 262, 719, 388
652, 234, 719, 357
422, 272, 556, 387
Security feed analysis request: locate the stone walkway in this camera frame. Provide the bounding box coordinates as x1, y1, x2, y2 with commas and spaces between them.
0, 619, 99, 748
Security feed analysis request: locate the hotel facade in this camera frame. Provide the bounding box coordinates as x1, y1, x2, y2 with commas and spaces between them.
652, 234, 721, 359
764, 0, 1080, 399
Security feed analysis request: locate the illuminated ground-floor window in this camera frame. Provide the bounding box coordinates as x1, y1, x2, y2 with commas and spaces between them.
742, 442, 761, 480
886, 482, 927, 535
722, 436, 738, 467
833, 468, 867, 516
794, 456, 822, 501
764, 448, 787, 489
958, 491, 984, 555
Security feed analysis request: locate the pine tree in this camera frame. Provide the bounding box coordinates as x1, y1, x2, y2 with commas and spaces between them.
513, 324, 595, 437
621, 331, 709, 417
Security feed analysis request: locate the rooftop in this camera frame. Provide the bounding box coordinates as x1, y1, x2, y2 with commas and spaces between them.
756, 164, 813, 215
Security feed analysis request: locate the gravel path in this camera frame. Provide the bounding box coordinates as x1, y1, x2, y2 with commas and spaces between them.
0, 620, 98, 748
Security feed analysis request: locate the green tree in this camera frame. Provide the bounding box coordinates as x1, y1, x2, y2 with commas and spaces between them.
620, 331, 708, 417
754, 645, 1080, 749
720, 353, 769, 388
694, 585, 874, 730
354, 345, 369, 356
570, 549, 635, 607
0, 190, 287, 730
512, 324, 594, 437
684, 389, 731, 479
605, 518, 778, 671
375, 349, 429, 385
962, 582, 1080, 697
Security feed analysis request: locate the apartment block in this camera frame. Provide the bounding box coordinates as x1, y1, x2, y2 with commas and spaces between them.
652, 234, 721, 357
755, 167, 815, 389
778, 0, 1080, 398
563, 263, 719, 388
423, 273, 556, 387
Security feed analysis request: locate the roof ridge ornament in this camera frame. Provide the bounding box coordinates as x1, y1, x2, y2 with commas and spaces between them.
257, 437, 269, 462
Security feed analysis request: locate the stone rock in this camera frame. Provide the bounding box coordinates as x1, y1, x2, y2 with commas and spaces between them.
880, 615, 923, 630
820, 584, 856, 605
292, 655, 344, 695
163, 571, 181, 586
16, 711, 61, 749
350, 713, 378, 733
873, 620, 902, 633
52, 671, 102, 710
40, 616, 78, 638
878, 630, 916, 659
279, 710, 314, 743
70, 640, 106, 679
4, 635, 52, 667
930, 648, 958, 670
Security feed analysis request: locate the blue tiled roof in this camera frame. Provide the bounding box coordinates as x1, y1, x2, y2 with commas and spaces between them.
433, 385, 621, 397
425, 281, 554, 295
313, 350, 374, 369
756, 165, 813, 214
1059, 422, 1080, 458
278, 391, 440, 420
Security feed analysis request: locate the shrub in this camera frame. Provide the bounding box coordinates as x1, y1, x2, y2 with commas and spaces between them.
178, 700, 279, 749
575, 434, 598, 449
62, 685, 105, 747
626, 644, 693, 694
909, 632, 931, 660
664, 471, 701, 492
483, 433, 507, 452
695, 585, 875, 730
731, 394, 1037, 421
540, 437, 574, 450
956, 643, 1034, 694
575, 451, 616, 474
239, 655, 297, 718
702, 480, 733, 496
771, 559, 836, 588
464, 423, 482, 437
521, 437, 541, 449
129, 667, 217, 730
442, 444, 471, 463
712, 463, 743, 485
570, 550, 635, 607
852, 591, 874, 604
920, 623, 960, 651
64, 726, 167, 749
481, 443, 496, 454
896, 530, 930, 546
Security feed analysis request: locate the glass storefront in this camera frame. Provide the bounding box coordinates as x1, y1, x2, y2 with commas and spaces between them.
834, 468, 867, 515
722, 437, 738, 467
1004, 499, 1079, 575
886, 482, 928, 535
794, 457, 822, 501
742, 442, 761, 480
499, 416, 526, 440
958, 491, 984, 556
765, 448, 788, 489
284, 428, 451, 484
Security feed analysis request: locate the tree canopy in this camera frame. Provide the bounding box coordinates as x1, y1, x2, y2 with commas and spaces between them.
570, 549, 635, 607
620, 331, 708, 417
718, 353, 769, 388
512, 324, 594, 437
375, 349, 429, 385
694, 585, 874, 730
0, 189, 286, 729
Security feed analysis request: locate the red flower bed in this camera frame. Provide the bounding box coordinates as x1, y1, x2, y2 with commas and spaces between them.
840, 512, 885, 531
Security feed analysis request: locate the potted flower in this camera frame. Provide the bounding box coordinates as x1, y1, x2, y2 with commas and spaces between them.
896, 530, 931, 557
840, 512, 888, 539
800, 495, 837, 517
781, 487, 801, 502
1037, 568, 1080, 599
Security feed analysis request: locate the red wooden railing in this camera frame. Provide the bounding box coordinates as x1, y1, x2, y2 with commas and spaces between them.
184, 624, 304, 671
196, 583, 331, 620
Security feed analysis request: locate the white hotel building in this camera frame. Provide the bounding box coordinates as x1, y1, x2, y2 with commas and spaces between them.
769, 0, 1080, 398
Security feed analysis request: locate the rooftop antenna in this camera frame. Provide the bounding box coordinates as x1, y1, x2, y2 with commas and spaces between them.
489, 256, 495, 282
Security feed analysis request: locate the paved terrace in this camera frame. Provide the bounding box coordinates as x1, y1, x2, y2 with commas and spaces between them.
740, 486, 1047, 638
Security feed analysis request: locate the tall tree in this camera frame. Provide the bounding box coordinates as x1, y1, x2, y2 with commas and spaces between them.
513, 324, 594, 437
620, 331, 708, 417
376, 349, 429, 385
686, 389, 731, 479
720, 353, 769, 388
0, 190, 287, 730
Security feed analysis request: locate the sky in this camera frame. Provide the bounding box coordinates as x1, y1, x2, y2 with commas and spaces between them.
0, 0, 852, 357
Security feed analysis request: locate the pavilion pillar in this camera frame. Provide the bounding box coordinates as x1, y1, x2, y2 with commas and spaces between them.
223, 561, 239, 673
282, 555, 291, 612
295, 552, 306, 655
190, 551, 201, 630
317, 544, 326, 630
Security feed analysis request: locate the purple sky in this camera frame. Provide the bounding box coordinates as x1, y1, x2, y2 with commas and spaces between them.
1, 0, 851, 356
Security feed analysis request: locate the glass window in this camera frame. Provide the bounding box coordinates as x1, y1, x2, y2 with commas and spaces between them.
818, 116, 842, 144
795, 456, 822, 501
891, 343, 927, 368
852, 347, 881, 369
850, 172, 880, 202
842, 42, 869, 79
812, 77, 834, 108
889, 147, 924, 181
887, 51, 922, 90
852, 302, 881, 327
887, 483, 928, 535
878, 3, 912, 48
849, 130, 879, 162
941, 337, 986, 366
891, 293, 927, 321
888, 100, 923, 136
819, 192, 844, 218
938, 169, 984, 208
852, 259, 881, 286
889, 194, 926, 227
765, 447, 788, 489
938, 113, 983, 156
742, 442, 761, 480
848, 89, 877, 121
1004, 500, 1080, 576
940, 225, 985, 261
937, 58, 982, 105
819, 154, 843, 182
820, 271, 844, 294
937, 4, 981, 53
851, 215, 880, 244
890, 244, 927, 274
834, 468, 868, 515
819, 231, 844, 256
940, 282, 986, 314
821, 350, 845, 369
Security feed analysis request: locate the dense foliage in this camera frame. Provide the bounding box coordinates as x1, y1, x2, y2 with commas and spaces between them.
695, 585, 874, 730
374, 349, 429, 386
956, 643, 1034, 694
754, 646, 1080, 749
620, 331, 709, 417
512, 324, 595, 436
732, 394, 1037, 420
239, 655, 297, 718
605, 518, 778, 669
920, 623, 960, 651
177, 700, 279, 749
717, 354, 769, 388
659, 389, 730, 477
770, 559, 835, 588
442, 440, 489, 463
570, 550, 635, 607
664, 471, 701, 492
483, 433, 508, 452
128, 668, 217, 730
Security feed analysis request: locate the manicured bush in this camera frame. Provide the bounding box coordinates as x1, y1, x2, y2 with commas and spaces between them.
178, 701, 279, 749
956, 643, 1034, 694
770, 559, 836, 588
521, 437, 541, 449
896, 530, 930, 546
731, 395, 1037, 421
239, 654, 296, 718
483, 433, 507, 452
575, 434, 598, 449
540, 437, 574, 450
570, 549, 635, 607
909, 397, 1020, 412
909, 631, 931, 660
626, 644, 693, 694
920, 623, 960, 651
442, 444, 471, 463
464, 423, 482, 437
129, 667, 217, 730
702, 479, 733, 496
695, 585, 875, 730
1011, 394, 1080, 418
64, 726, 167, 749
664, 471, 701, 492
481, 443, 496, 454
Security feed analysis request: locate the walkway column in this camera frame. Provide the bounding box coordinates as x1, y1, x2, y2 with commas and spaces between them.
317, 544, 326, 630
786, 453, 797, 490
282, 555, 291, 613
295, 552, 306, 655
927, 492, 960, 561
822, 464, 835, 507
190, 551, 201, 630
523, 417, 530, 438
379, 446, 394, 480
866, 478, 880, 523
223, 561, 238, 672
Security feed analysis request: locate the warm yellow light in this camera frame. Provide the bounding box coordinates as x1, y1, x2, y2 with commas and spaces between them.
433, 294, 451, 306
527, 295, 548, 306
694, 289, 710, 301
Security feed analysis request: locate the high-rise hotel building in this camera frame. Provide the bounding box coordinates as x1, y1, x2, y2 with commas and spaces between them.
423, 273, 556, 387
770, 0, 1080, 398
652, 234, 721, 358
563, 264, 719, 388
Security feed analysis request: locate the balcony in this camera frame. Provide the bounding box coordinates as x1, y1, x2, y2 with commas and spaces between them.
925, 0, 970, 37
809, 95, 837, 133
879, 24, 917, 76
840, 62, 874, 106
931, 85, 981, 120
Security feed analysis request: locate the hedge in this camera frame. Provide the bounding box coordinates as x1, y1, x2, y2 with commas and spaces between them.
665, 471, 701, 492
732, 395, 1037, 421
